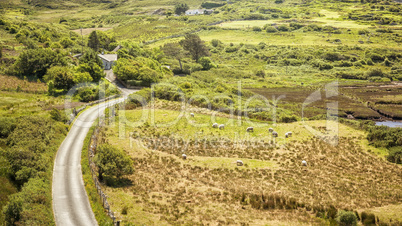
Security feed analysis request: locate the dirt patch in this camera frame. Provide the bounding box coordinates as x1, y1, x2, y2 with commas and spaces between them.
72, 27, 113, 36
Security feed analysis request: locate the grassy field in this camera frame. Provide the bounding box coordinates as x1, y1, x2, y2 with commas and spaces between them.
96, 103, 401, 225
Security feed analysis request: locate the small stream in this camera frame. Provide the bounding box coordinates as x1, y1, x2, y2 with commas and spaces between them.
375, 121, 402, 128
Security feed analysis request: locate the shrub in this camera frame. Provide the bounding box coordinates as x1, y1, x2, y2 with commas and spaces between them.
199, 57, 216, 70
336, 210, 358, 226
252, 26, 262, 32
211, 39, 222, 47
361, 212, 376, 226
323, 52, 343, 61
277, 24, 289, 31
387, 146, 402, 164
319, 62, 333, 70
0, 117, 16, 138
366, 68, 385, 78
266, 26, 278, 33
289, 22, 304, 30
94, 143, 134, 182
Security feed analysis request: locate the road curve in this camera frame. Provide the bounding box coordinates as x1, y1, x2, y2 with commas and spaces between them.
52, 98, 123, 226
53, 69, 138, 226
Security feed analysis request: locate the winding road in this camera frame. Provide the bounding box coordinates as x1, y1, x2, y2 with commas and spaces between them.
53, 70, 137, 226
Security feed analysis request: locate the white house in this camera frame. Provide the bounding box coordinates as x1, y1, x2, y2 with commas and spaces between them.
185, 9, 213, 15
98, 54, 117, 70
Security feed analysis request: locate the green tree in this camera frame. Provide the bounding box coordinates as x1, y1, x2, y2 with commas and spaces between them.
199, 57, 216, 70
88, 31, 100, 52
73, 71, 93, 84
94, 144, 134, 181
180, 34, 210, 62
336, 210, 358, 226
44, 66, 75, 91
76, 62, 104, 82
161, 42, 187, 71
3, 195, 22, 225
50, 108, 68, 123
79, 49, 103, 68
60, 37, 74, 48
174, 3, 189, 15
12, 48, 68, 79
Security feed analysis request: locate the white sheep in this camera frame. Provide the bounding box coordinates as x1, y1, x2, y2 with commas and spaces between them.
212, 123, 218, 128
269, 128, 274, 133
302, 160, 307, 166
219, 124, 225, 130
272, 131, 278, 137
237, 160, 244, 166
285, 132, 289, 138
246, 127, 254, 132
190, 113, 195, 117
287, 131, 292, 136
182, 154, 187, 160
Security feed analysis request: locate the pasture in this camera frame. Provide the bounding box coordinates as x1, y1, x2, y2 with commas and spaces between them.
97, 105, 401, 225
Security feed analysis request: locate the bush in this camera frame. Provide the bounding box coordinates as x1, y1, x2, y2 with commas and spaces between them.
265, 26, 278, 33
319, 62, 333, 70
0, 117, 16, 138
252, 26, 262, 32
277, 24, 289, 31
336, 210, 358, 226
387, 146, 402, 164
211, 39, 222, 47
366, 68, 385, 78
94, 143, 134, 182
361, 212, 376, 226
199, 57, 216, 70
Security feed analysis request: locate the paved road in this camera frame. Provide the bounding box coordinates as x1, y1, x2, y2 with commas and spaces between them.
53, 75, 138, 226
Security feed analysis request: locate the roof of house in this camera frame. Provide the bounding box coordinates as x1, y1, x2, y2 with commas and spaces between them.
185, 9, 205, 15
112, 45, 122, 52
98, 54, 118, 62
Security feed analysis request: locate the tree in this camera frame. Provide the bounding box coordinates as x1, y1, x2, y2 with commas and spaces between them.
199, 57, 216, 70
73, 71, 93, 84
79, 49, 103, 68
174, 3, 189, 15
12, 48, 68, 79
88, 31, 100, 52
76, 62, 105, 82
44, 66, 75, 91
161, 42, 187, 71
179, 34, 210, 62
336, 211, 358, 226
3, 195, 23, 225
94, 144, 134, 181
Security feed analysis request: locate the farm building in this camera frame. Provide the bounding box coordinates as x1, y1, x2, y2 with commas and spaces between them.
98, 54, 117, 70
185, 9, 213, 15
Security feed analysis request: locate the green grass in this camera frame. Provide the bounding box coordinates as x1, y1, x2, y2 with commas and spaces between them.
81, 121, 114, 226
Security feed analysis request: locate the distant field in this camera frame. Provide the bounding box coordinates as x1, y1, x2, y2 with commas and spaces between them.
72, 27, 113, 36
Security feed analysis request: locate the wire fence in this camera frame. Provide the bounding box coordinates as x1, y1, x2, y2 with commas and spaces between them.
87, 107, 121, 225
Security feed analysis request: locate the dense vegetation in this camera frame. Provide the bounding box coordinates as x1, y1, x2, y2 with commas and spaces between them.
0, 116, 67, 224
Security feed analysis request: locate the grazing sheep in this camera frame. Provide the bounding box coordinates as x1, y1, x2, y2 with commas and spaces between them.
219, 124, 225, 130
246, 127, 254, 132
287, 131, 293, 136
272, 131, 278, 137
269, 128, 274, 133
285, 132, 289, 138
182, 154, 187, 160
212, 123, 218, 128
302, 160, 307, 166
237, 160, 244, 166
190, 113, 195, 117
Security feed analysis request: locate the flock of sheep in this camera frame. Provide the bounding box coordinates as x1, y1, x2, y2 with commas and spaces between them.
186, 113, 307, 166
